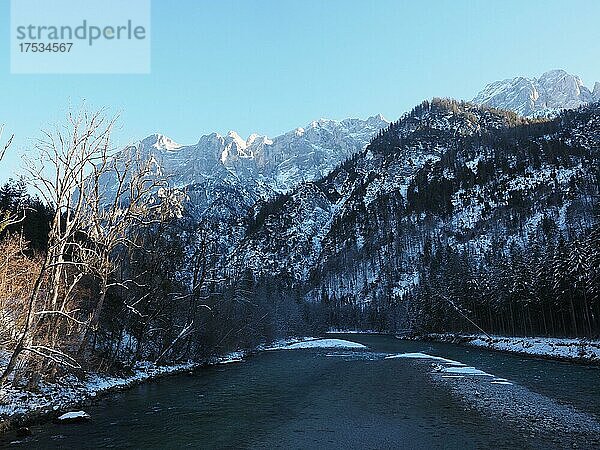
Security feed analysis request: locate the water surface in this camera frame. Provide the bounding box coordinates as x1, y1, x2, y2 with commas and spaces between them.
4, 334, 600, 449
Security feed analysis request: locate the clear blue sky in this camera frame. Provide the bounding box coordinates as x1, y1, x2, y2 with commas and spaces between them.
1, 0, 599, 180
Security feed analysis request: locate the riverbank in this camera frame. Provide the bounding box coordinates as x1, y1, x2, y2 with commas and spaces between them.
0, 355, 230, 433
414, 333, 600, 364
0, 337, 325, 433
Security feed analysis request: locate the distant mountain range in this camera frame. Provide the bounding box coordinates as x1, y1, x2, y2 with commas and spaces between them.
472, 69, 600, 117
122, 69, 598, 206
106, 114, 389, 260
107, 68, 600, 240
135, 114, 389, 196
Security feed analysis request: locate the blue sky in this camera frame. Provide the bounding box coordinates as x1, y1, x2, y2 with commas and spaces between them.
1, 0, 599, 180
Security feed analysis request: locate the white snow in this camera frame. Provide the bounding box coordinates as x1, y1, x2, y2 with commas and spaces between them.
218, 358, 243, 364
148, 134, 181, 151
384, 352, 464, 365
468, 335, 600, 362
421, 334, 600, 363
271, 338, 367, 350
465, 156, 482, 174
472, 69, 597, 117
441, 366, 493, 376
326, 329, 380, 334
57, 410, 90, 421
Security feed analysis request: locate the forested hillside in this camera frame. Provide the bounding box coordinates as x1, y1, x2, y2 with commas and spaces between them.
237, 99, 600, 337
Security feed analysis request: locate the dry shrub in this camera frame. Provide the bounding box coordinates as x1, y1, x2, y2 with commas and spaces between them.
0, 234, 42, 346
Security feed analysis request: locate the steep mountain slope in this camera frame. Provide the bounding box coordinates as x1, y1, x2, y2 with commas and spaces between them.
473, 69, 600, 117
239, 100, 530, 277
237, 99, 600, 333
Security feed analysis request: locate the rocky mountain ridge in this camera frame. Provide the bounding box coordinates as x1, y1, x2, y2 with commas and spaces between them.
473, 69, 600, 117
131, 114, 389, 196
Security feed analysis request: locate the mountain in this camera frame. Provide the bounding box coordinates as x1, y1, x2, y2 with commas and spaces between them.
106, 73, 600, 338
104, 114, 388, 279
472, 69, 600, 117
236, 99, 600, 334
238, 100, 530, 279
129, 114, 388, 195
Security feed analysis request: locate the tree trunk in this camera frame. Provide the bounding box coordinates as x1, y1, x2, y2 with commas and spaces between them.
77, 277, 108, 356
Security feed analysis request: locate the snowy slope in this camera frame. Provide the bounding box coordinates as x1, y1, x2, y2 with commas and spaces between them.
238, 100, 533, 279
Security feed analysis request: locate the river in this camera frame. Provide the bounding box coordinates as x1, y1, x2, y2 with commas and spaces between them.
3, 334, 600, 449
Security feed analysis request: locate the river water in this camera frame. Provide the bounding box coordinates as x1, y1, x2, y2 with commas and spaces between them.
3, 334, 600, 449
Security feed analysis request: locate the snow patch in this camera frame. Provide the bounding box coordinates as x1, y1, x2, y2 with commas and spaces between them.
384, 352, 463, 365
468, 335, 600, 362
57, 410, 90, 421
268, 338, 367, 350
441, 366, 493, 376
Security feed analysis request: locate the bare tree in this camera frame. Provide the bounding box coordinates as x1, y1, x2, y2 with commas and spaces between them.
0, 110, 179, 384
0, 124, 14, 162
74, 145, 179, 355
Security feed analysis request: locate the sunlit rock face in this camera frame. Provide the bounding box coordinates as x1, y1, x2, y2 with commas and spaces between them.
473, 69, 599, 117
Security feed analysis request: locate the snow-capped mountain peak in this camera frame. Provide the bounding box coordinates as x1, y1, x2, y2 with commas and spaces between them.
472, 69, 599, 117
224, 130, 247, 148
142, 133, 182, 151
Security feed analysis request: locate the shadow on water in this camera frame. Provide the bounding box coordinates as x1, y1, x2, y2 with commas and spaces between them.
3, 334, 599, 449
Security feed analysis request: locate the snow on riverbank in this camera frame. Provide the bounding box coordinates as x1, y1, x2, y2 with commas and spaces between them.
0, 359, 201, 428
326, 329, 381, 334
418, 334, 600, 363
